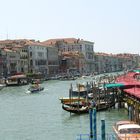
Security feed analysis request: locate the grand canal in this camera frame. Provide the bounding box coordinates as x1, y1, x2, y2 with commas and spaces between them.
0, 76, 128, 140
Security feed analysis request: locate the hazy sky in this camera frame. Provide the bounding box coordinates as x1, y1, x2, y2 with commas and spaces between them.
0, 0, 140, 54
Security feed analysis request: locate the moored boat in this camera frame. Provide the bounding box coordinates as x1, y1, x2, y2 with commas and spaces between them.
6, 74, 28, 86
0, 84, 5, 90
59, 97, 86, 104
62, 104, 89, 114
62, 100, 114, 114
113, 120, 140, 140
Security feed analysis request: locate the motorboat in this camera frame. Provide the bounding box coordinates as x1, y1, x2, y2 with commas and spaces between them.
113, 120, 140, 140
27, 85, 44, 93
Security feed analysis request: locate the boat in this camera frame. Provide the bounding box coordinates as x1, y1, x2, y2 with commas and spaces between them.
62, 104, 89, 114
59, 97, 86, 104
0, 84, 5, 90
62, 100, 114, 114
63, 101, 85, 108
27, 85, 44, 93
62, 102, 113, 114
96, 100, 115, 111
59, 75, 77, 81
113, 120, 140, 140
72, 83, 92, 96
6, 74, 28, 86
30, 79, 44, 84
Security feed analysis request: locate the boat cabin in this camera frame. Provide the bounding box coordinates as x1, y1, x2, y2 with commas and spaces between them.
118, 124, 140, 134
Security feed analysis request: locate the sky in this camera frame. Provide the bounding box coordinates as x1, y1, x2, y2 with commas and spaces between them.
0, 0, 140, 54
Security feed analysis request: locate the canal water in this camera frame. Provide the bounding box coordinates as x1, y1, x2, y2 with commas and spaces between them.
0, 76, 128, 140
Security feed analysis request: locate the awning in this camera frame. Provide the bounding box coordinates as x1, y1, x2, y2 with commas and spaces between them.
104, 83, 124, 88
8, 74, 27, 79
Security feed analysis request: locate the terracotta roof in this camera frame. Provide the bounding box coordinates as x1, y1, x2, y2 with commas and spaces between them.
0, 39, 49, 48
95, 52, 111, 56
3, 48, 14, 53
0, 39, 29, 44
25, 41, 47, 47
42, 38, 81, 45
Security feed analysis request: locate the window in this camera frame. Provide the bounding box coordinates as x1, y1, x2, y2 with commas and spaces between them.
30, 60, 33, 66
38, 52, 44, 57
30, 52, 32, 57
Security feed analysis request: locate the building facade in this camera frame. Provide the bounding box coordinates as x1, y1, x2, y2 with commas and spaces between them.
47, 46, 59, 76
27, 43, 48, 75
43, 38, 95, 74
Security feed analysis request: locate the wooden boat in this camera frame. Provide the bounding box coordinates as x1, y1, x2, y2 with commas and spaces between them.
63, 101, 85, 108
59, 97, 86, 104
113, 120, 140, 140
62, 101, 114, 114
96, 100, 115, 111
62, 104, 89, 114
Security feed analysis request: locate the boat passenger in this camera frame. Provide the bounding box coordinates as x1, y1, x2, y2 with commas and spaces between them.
35, 83, 39, 88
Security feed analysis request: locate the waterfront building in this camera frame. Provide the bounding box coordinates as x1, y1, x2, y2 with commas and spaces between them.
94, 53, 123, 74
25, 41, 48, 75
0, 40, 28, 76
60, 51, 85, 75
43, 38, 95, 74
1, 48, 20, 76
0, 39, 60, 77
25, 40, 59, 77
46, 46, 59, 76
0, 39, 139, 78
13, 46, 28, 73
94, 53, 108, 74
94, 52, 140, 74
116, 53, 140, 71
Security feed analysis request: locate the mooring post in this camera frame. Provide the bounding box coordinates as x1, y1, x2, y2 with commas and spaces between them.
89, 108, 93, 138
93, 108, 97, 140
89, 108, 97, 140
69, 83, 73, 116
128, 106, 132, 121
101, 120, 105, 140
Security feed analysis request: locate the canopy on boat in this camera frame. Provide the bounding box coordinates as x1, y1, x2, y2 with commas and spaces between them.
8, 74, 27, 79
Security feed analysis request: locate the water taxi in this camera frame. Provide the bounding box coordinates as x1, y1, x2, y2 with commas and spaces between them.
6, 74, 28, 86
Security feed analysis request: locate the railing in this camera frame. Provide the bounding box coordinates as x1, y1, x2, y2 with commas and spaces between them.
76, 133, 117, 140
